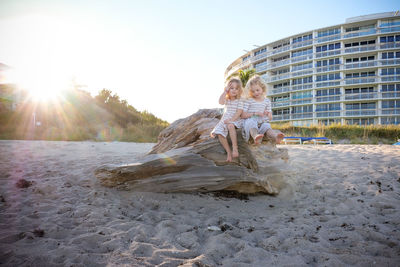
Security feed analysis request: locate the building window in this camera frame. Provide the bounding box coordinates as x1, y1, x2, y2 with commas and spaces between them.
292, 48, 313, 57
292, 33, 313, 44
292, 62, 313, 71
292, 105, 313, 113
345, 87, 375, 94
317, 28, 340, 37
380, 35, 400, 42
344, 40, 375, 47
345, 56, 375, 62
345, 71, 375, 78
316, 88, 341, 96
316, 43, 341, 52
316, 58, 340, 67
254, 47, 267, 56
382, 100, 400, 108
273, 82, 289, 89
316, 73, 341, 81
345, 24, 375, 32
381, 68, 400, 75
381, 84, 400, 91
292, 76, 312, 85
292, 91, 312, 99
315, 103, 341, 111
346, 118, 375, 125
345, 102, 376, 110
272, 41, 290, 50
381, 116, 400, 125
382, 52, 400, 59
272, 55, 290, 62
380, 19, 400, 27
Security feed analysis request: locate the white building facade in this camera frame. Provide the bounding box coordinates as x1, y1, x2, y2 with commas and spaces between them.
225, 12, 400, 125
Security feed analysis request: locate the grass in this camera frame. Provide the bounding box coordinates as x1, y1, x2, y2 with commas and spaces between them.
271, 123, 400, 144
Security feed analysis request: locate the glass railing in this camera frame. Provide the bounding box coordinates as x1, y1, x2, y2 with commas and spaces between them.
292, 69, 314, 77
269, 87, 291, 95
292, 39, 313, 49
344, 77, 376, 85
344, 92, 377, 100
316, 81, 341, 87
344, 61, 377, 69
269, 59, 291, 69
316, 111, 341, 117
380, 59, 400, 66
271, 45, 290, 55
291, 84, 313, 91
316, 65, 341, 73
344, 45, 377, 53
343, 28, 377, 38
381, 75, 400, 82
269, 73, 291, 82
380, 42, 400, 49
316, 50, 341, 58
291, 98, 312, 105
380, 26, 400, 33
381, 92, 400, 98
272, 114, 290, 121
251, 52, 268, 62
255, 64, 268, 72
315, 95, 341, 102
316, 34, 341, 43
345, 110, 377, 116
292, 112, 313, 119
291, 54, 313, 63
271, 101, 290, 108
381, 108, 400, 115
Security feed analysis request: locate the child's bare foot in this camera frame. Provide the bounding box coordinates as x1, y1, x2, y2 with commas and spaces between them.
276, 132, 285, 144
232, 147, 239, 158
226, 152, 232, 162
254, 134, 264, 145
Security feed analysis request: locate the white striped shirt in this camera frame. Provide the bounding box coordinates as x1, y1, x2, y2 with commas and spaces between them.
239, 98, 272, 123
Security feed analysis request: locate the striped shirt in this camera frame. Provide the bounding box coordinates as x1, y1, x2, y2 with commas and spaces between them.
221, 99, 242, 120
239, 98, 272, 123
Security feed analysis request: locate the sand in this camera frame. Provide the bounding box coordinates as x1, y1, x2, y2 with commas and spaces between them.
0, 140, 399, 266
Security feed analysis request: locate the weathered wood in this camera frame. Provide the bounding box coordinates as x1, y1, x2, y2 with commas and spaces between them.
95, 109, 289, 194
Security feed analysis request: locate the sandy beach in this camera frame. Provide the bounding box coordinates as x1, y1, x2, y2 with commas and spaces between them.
0, 140, 399, 266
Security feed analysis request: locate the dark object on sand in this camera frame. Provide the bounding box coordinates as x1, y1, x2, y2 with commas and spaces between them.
16, 179, 32, 188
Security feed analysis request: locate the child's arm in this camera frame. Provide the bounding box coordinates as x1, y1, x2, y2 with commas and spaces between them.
218, 85, 230, 105
263, 98, 273, 121
224, 109, 242, 124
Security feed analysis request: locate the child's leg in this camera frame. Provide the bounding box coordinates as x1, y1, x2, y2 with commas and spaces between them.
227, 123, 239, 158
266, 129, 285, 144
217, 134, 233, 162
244, 118, 258, 143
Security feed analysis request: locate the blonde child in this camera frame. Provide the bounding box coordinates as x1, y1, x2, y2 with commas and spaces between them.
240, 75, 284, 145
211, 78, 244, 162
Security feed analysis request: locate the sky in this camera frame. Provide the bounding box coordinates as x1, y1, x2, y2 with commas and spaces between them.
0, 0, 398, 122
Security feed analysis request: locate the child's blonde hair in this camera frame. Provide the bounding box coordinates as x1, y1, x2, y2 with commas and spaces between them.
245, 75, 267, 99
225, 78, 243, 100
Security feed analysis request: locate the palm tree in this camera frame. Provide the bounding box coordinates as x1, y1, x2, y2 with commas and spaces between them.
226, 69, 256, 88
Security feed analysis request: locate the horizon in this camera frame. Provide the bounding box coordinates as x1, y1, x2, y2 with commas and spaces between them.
0, 0, 398, 123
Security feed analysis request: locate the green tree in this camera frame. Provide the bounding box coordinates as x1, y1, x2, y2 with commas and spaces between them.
227, 69, 256, 88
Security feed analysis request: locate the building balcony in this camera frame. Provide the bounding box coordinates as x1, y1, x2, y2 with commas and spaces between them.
272, 114, 290, 121
344, 92, 378, 101
345, 109, 377, 116
251, 52, 268, 63
271, 45, 290, 55
315, 95, 341, 103
381, 108, 400, 115
344, 77, 376, 85
380, 26, 400, 34
268, 86, 291, 95
343, 28, 377, 39
380, 42, 400, 50
291, 54, 313, 63
316, 65, 341, 73
271, 101, 290, 108
290, 98, 313, 105
316, 50, 341, 58
292, 69, 314, 77
316, 81, 341, 88
316, 34, 341, 43
344, 44, 377, 54
380, 59, 400, 66
380, 75, 400, 82
381, 92, 400, 98
291, 83, 313, 91
255, 63, 268, 72
315, 111, 341, 118
268, 59, 291, 70
291, 39, 313, 49
268, 73, 291, 82
344, 61, 377, 70
292, 112, 313, 119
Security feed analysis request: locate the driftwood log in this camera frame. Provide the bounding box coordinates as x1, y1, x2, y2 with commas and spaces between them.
95, 109, 289, 194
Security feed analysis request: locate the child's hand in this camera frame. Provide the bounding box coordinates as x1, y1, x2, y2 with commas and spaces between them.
224, 119, 232, 124
255, 112, 264, 117
264, 111, 271, 116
